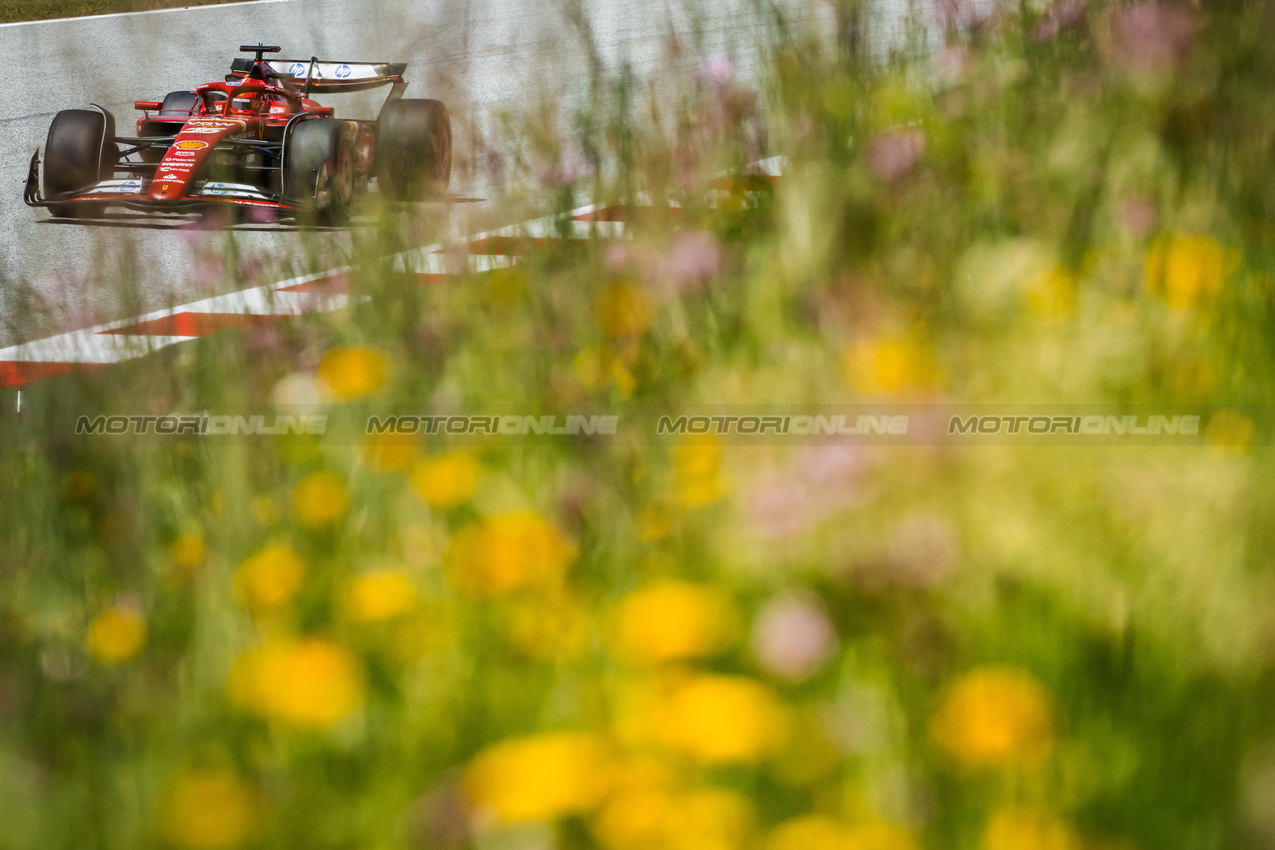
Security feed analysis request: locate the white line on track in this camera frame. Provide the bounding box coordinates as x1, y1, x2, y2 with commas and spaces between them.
0, 0, 294, 29
0, 201, 620, 387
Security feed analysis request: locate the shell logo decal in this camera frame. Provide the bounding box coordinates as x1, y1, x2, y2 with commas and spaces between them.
175, 140, 208, 151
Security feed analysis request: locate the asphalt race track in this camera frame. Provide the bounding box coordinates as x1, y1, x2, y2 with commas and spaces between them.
0, 0, 880, 350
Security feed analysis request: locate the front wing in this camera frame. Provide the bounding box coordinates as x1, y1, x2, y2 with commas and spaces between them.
24, 151, 304, 214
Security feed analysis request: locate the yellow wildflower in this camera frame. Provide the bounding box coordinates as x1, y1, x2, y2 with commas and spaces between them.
612, 581, 735, 665
446, 511, 577, 597
612, 361, 637, 398
411, 452, 480, 509
171, 534, 205, 569
292, 472, 349, 528
594, 783, 751, 850
930, 666, 1053, 769
982, 809, 1077, 850
669, 789, 752, 850
361, 434, 418, 472
86, 605, 147, 664
340, 569, 416, 622
848, 822, 918, 850
590, 757, 675, 848
465, 732, 610, 823
1206, 409, 1255, 450
660, 675, 786, 763
593, 787, 671, 848
1144, 235, 1231, 309
1026, 266, 1077, 320
599, 283, 651, 338
573, 346, 609, 391
573, 346, 637, 397
318, 346, 389, 398
767, 815, 849, 850
842, 337, 930, 395
231, 638, 364, 728
160, 770, 255, 849
767, 816, 915, 850
674, 437, 727, 507
234, 546, 305, 612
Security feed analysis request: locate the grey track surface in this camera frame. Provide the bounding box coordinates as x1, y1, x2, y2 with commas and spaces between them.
0, 0, 897, 348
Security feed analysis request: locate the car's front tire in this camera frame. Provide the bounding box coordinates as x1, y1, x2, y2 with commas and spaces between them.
44, 108, 117, 218
376, 99, 451, 201
286, 117, 354, 225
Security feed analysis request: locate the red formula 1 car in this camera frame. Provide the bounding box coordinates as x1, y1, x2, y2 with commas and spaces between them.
24, 44, 451, 223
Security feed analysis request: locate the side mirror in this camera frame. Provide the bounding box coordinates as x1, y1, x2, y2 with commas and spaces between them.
134, 101, 163, 111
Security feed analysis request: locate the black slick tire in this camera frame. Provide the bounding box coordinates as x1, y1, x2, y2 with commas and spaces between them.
44, 108, 117, 218
376, 99, 451, 201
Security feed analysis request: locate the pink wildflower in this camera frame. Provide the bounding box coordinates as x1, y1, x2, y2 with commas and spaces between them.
752, 593, 839, 681
869, 130, 925, 182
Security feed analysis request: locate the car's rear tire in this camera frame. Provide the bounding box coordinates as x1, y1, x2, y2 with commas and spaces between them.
44, 108, 117, 218
286, 117, 354, 225
376, 99, 451, 201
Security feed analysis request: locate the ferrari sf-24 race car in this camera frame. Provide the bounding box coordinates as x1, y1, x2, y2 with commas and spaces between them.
24, 44, 451, 222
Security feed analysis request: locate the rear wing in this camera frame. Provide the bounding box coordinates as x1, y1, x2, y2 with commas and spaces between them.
261, 59, 407, 94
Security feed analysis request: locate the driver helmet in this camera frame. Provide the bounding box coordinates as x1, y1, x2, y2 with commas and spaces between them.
228, 90, 264, 116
